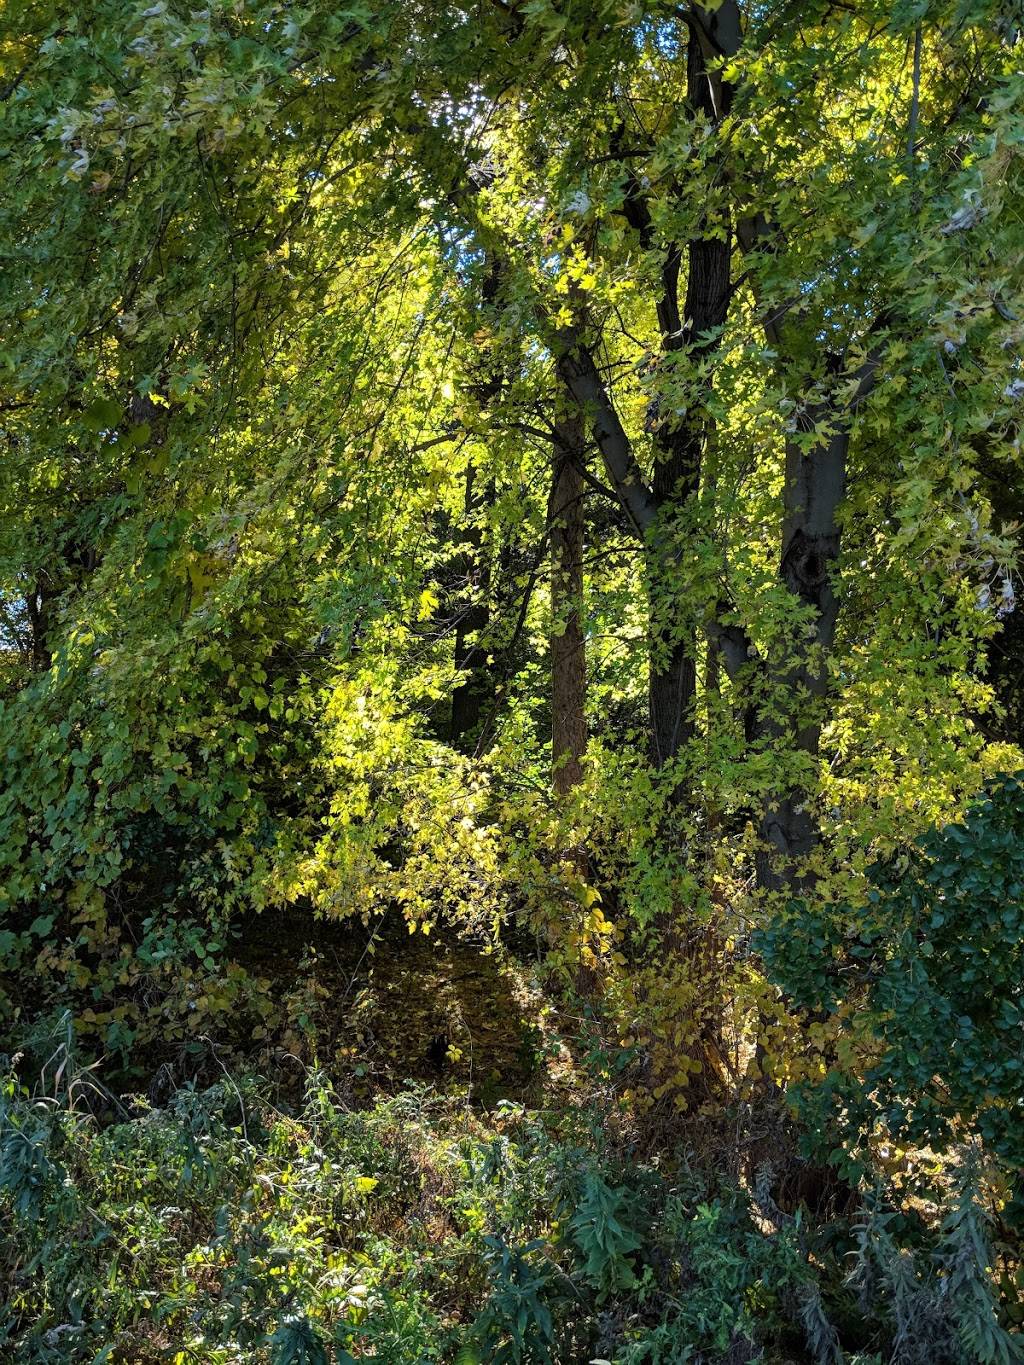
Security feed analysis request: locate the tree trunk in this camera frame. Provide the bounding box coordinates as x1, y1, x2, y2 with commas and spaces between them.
452, 260, 505, 745
756, 424, 848, 896
644, 21, 733, 775
549, 420, 588, 796
26, 576, 54, 672
978, 455, 1024, 746
450, 463, 492, 744
648, 615, 698, 772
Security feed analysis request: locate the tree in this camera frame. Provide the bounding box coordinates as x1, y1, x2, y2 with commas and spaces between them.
0, 0, 1022, 1136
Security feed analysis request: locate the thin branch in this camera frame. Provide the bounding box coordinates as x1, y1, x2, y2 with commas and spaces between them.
570, 454, 620, 505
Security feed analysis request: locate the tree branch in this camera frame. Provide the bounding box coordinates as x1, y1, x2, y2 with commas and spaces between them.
555, 328, 657, 539
705, 604, 757, 682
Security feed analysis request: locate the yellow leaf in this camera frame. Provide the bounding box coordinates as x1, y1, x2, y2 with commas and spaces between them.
418, 587, 439, 622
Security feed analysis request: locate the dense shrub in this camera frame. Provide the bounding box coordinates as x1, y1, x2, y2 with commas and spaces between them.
759, 772, 1024, 1180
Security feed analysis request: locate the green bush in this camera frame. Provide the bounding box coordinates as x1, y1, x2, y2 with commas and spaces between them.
759, 772, 1024, 1178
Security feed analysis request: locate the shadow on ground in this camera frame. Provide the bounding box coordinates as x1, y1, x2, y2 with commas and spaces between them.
218, 909, 549, 1106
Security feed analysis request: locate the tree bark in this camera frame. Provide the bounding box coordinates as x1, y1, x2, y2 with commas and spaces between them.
557, 21, 733, 780
26, 576, 54, 672
642, 21, 733, 774
685, 0, 888, 894
978, 464, 1024, 746
451, 260, 504, 744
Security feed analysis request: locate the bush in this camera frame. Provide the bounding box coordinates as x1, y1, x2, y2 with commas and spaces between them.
759, 772, 1024, 1179
0, 1053, 855, 1365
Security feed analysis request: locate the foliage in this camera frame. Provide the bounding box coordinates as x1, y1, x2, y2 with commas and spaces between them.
846, 1160, 1023, 1365
760, 772, 1024, 1180
0, 1057, 793, 1364
1, 0, 1023, 1357
568, 1172, 643, 1295
1, 0, 1021, 1041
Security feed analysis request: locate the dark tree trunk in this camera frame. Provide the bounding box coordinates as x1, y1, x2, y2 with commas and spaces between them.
26, 578, 54, 671
450, 463, 492, 744
643, 22, 733, 775
451, 259, 505, 745
978, 459, 1024, 746
756, 425, 848, 895
549, 420, 588, 796
647, 612, 698, 772
983, 602, 1024, 746
686, 0, 886, 898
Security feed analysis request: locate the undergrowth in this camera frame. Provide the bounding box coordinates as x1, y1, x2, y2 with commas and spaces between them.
1, 1030, 1019, 1365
